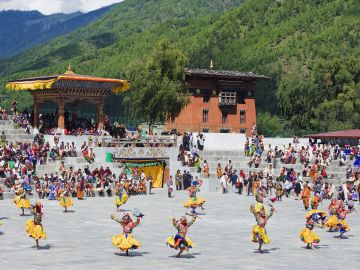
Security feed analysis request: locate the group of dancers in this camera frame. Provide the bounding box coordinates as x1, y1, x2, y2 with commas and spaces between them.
110, 178, 206, 257
249, 185, 356, 253
3, 177, 357, 256
12, 184, 73, 248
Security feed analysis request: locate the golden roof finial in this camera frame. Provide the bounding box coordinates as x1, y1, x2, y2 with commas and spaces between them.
64, 63, 75, 75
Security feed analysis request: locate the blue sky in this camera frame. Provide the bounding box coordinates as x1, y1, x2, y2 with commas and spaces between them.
0, 0, 124, 15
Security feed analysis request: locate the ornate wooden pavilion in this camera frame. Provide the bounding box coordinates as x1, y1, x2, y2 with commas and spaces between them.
6, 66, 130, 130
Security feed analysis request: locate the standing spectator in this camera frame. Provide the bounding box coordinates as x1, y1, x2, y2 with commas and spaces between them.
294, 179, 302, 200
12, 99, 17, 115
284, 179, 292, 198
183, 171, 191, 190
147, 175, 153, 195
197, 133, 205, 150
230, 171, 238, 193
175, 170, 183, 190
247, 172, 254, 196
104, 115, 110, 132
220, 173, 228, 194
167, 176, 173, 198
203, 160, 210, 178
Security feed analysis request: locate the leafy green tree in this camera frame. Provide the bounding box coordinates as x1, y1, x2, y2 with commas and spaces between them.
123, 39, 188, 130
277, 72, 317, 130
257, 112, 281, 137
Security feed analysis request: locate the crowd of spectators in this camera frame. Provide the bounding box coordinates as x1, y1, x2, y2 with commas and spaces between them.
177, 132, 205, 173
0, 107, 9, 120
4, 162, 150, 200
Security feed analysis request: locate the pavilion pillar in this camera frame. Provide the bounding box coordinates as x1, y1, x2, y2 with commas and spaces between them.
33, 98, 40, 128
57, 101, 65, 129
97, 99, 104, 130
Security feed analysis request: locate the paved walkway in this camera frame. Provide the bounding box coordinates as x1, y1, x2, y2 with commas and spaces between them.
1, 189, 359, 270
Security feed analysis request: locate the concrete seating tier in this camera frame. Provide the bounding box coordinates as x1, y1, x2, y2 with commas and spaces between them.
0, 120, 34, 143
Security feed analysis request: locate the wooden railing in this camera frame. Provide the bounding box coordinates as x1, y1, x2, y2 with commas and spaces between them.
100, 137, 177, 148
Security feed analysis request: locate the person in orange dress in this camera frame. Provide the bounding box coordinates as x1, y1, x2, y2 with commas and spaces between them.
138, 180, 146, 195
310, 162, 319, 182
311, 193, 321, 210
301, 182, 311, 210
216, 163, 222, 179
252, 178, 259, 195
203, 160, 210, 178
77, 178, 85, 200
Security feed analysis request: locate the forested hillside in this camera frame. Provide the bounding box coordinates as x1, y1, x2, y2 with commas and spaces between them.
1, 0, 359, 135
0, 5, 115, 58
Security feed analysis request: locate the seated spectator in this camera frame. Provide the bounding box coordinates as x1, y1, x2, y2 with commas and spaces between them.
0, 185, 4, 200
84, 148, 96, 164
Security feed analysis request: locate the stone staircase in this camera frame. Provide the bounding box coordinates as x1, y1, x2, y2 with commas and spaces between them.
185, 149, 351, 192
0, 119, 34, 143
36, 154, 122, 177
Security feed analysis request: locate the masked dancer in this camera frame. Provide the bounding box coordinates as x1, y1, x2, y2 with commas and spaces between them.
183, 180, 205, 214
25, 202, 46, 249
59, 188, 74, 212
250, 202, 275, 253
111, 211, 142, 256
166, 214, 197, 257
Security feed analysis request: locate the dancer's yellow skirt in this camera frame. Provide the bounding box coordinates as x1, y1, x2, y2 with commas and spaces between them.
166, 235, 195, 249
25, 220, 46, 240
338, 220, 350, 231
324, 215, 339, 227
183, 197, 205, 208
60, 196, 74, 208
252, 225, 270, 244
112, 233, 141, 251
115, 194, 128, 207
300, 228, 320, 244
16, 198, 31, 209
306, 209, 326, 220
13, 196, 20, 205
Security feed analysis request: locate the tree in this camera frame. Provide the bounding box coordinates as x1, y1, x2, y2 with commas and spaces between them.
277, 72, 317, 130
123, 39, 188, 130
257, 111, 281, 137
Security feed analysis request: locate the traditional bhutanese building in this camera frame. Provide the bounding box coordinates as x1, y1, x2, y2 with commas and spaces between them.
6, 66, 130, 130
166, 68, 270, 136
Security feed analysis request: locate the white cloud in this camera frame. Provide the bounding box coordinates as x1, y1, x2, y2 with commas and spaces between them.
0, 0, 123, 15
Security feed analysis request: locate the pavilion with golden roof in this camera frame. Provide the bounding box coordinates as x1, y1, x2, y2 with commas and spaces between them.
6, 66, 130, 130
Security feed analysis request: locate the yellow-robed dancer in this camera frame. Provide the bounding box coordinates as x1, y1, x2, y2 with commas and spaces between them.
25, 202, 46, 248
59, 189, 74, 212
115, 183, 129, 211
166, 214, 197, 257
111, 212, 142, 256
14, 187, 31, 216
299, 210, 326, 249
324, 198, 339, 232
250, 202, 275, 253
184, 179, 205, 214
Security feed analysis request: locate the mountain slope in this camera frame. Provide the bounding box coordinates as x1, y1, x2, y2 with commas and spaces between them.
0, 5, 115, 58
1, 0, 359, 132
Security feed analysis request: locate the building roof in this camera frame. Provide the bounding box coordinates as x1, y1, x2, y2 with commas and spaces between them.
6, 66, 130, 93
185, 68, 270, 81
304, 130, 360, 139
